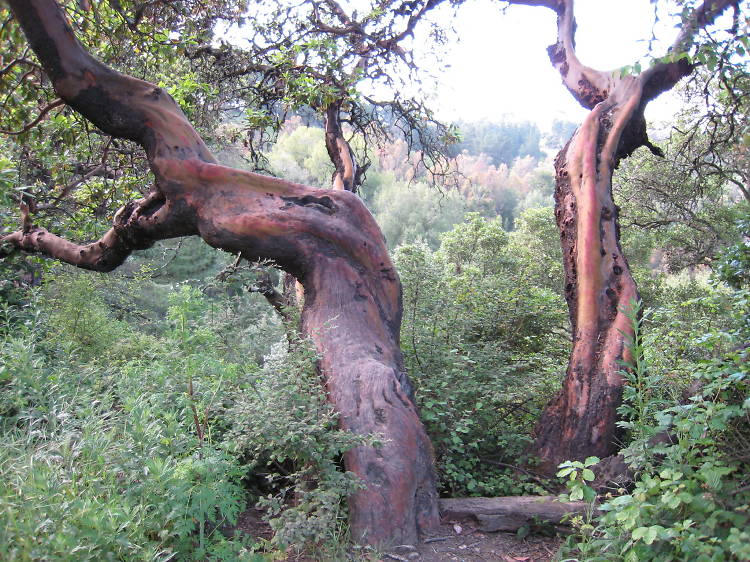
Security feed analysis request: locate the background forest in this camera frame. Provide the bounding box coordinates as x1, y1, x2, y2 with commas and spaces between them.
1, 0, 749, 560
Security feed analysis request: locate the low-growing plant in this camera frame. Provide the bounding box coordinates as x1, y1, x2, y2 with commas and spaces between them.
225, 338, 369, 553
557, 456, 600, 561
0, 275, 264, 560
558, 290, 750, 562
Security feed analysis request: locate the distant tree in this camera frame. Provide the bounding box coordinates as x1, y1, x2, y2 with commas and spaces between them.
395, 216, 569, 496
509, 206, 563, 293
545, 118, 578, 150
373, 180, 467, 249
266, 122, 334, 188
449, 120, 544, 165
203, 0, 459, 191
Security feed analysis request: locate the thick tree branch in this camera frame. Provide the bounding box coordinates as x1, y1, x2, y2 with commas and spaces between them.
6, 0, 215, 165
505, 0, 614, 109
3, 0, 440, 545
525, 0, 741, 472
1, 191, 186, 270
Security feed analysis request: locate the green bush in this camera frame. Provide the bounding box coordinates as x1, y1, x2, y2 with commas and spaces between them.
395, 215, 569, 496
560, 294, 750, 562
0, 274, 262, 560
226, 338, 367, 552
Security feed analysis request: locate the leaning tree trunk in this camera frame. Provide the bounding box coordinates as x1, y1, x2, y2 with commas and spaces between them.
531, 80, 643, 474
513, 0, 739, 475
1, 0, 439, 545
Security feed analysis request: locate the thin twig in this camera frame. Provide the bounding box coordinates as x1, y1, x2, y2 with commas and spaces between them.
0, 98, 65, 135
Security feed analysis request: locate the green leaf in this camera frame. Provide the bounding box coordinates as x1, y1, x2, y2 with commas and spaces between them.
644, 529, 659, 545
516, 524, 530, 540
632, 527, 648, 541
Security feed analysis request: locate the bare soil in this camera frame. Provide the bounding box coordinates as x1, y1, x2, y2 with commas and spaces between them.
381, 522, 561, 562
230, 507, 562, 561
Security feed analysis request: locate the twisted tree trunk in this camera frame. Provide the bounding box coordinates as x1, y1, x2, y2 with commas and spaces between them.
1, 0, 439, 545
532, 79, 643, 474
511, 0, 738, 474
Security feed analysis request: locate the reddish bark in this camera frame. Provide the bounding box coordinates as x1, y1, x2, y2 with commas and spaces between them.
533, 80, 644, 473
1, 0, 438, 545
513, 0, 739, 474
324, 100, 361, 192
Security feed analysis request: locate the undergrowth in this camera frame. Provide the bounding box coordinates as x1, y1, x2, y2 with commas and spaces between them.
558, 292, 750, 562
0, 269, 367, 560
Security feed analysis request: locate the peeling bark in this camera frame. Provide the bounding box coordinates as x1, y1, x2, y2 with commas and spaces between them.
532, 80, 643, 473
513, 0, 740, 474
324, 100, 359, 192
1, 0, 438, 545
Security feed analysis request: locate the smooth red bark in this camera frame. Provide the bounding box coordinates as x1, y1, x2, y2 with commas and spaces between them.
1, 0, 439, 545
516, 0, 739, 473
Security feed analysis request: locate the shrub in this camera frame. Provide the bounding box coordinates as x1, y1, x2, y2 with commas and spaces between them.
560, 294, 750, 562
225, 339, 367, 552
394, 215, 569, 496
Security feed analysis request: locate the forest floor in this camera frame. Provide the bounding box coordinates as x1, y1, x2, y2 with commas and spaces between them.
381, 522, 561, 562
232, 507, 562, 561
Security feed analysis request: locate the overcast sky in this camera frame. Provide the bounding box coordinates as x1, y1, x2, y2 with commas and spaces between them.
225, 1, 720, 129
421, 0, 684, 127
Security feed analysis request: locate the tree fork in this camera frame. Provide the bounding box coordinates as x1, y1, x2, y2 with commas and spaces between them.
1, 0, 439, 545
508, 0, 740, 473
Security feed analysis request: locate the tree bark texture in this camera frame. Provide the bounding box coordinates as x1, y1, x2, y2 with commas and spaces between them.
281, 99, 361, 311
1, 0, 439, 545
439, 496, 587, 532
516, 0, 739, 474
324, 100, 361, 193
532, 79, 643, 474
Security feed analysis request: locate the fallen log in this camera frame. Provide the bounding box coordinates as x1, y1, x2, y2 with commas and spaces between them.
439, 496, 587, 533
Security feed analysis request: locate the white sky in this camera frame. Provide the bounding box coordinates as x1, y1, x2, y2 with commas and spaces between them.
420, 0, 685, 127
223, 0, 727, 130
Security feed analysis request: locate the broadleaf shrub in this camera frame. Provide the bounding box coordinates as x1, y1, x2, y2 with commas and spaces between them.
560, 291, 750, 562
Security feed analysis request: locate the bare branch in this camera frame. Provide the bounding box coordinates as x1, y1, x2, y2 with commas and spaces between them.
0, 52, 41, 76
0, 98, 64, 135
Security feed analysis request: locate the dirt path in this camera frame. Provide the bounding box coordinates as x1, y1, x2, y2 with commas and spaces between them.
382, 522, 560, 562
231, 508, 562, 561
